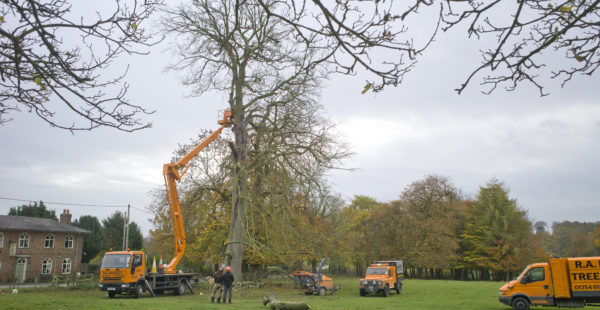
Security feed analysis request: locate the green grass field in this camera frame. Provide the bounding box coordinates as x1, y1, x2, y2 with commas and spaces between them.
0, 277, 513, 310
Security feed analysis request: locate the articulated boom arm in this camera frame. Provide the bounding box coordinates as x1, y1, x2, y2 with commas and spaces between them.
162, 110, 233, 273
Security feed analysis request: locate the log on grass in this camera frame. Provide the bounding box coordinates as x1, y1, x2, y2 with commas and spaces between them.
263, 296, 311, 310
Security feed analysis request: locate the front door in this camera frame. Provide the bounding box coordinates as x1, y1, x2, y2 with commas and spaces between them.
15, 258, 27, 283
522, 266, 552, 305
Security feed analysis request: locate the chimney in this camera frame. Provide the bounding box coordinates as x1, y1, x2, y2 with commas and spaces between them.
60, 209, 72, 225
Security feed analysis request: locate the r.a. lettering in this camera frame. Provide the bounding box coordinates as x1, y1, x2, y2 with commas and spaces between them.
574, 260, 597, 268
572, 272, 600, 281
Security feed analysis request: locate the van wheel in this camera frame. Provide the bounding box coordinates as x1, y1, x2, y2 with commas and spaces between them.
395, 282, 402, 294
360, 289, 366, 296
318, 287, 327, 296
134, 283, 143, 298
512, 297, 530, 310
383, 284, 390, 297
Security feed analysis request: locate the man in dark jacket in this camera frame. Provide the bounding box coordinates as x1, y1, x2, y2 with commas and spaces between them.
222, 266, 235, 304
211, 268, 223, 303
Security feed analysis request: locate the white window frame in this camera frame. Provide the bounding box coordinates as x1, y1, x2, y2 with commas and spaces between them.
61, 258, 72, 274
44, 234, 55, 248
0, 232, 3, 248
18, 233, 30, 248
64, 235, 74, 249
42, 258, 52, 274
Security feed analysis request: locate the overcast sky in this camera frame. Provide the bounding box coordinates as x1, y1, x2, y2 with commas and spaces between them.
1, 5, 599, 236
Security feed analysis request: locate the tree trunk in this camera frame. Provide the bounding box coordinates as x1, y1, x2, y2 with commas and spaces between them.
226, 69, 249, 281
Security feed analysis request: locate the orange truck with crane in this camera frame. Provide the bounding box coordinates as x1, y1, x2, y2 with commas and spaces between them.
359, 260, 404, 297
99, 110, 233, 298
499, 256, 600, 310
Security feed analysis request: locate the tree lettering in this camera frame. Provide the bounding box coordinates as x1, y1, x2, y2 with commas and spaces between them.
572, 272, 600, 281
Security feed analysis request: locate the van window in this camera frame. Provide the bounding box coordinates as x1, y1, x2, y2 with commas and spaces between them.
366, 268, 387, 275
132, 254, 142, 267
101, 254, 131, 268
526, 267, 545, 282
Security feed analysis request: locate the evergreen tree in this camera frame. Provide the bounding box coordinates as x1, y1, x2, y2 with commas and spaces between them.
72, 215, 103, 263
460, 179, 535, 274
102, 211, 127, 251
8, 201, 57, 220
101, 211, 144, 252
127, 222, 144, 251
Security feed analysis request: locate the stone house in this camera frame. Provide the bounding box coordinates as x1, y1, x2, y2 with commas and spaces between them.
0, 209, 89, 284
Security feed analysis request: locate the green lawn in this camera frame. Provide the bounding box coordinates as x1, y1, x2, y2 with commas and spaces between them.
0, 277, 513, 310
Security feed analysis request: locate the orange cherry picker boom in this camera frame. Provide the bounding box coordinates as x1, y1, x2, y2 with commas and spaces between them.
99, 110, 234, 298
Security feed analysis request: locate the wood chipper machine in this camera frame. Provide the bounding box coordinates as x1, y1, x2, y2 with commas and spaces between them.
293, 258, 340, 296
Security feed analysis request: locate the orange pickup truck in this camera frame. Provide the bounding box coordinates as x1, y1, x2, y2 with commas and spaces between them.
499, 256, 600, 310
359, 260, 404, 297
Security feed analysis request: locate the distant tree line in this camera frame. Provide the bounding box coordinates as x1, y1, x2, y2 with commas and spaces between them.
338, 176, 599, 281
149, 172, 600, 281
8, 202, 143, 263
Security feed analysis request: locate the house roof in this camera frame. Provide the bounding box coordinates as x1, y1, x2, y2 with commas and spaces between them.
0, 215, 89, 234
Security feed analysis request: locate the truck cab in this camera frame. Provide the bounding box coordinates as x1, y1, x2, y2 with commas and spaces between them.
99, 251, 146, 298
99, 250, 195, 298
359, 260, 404, 297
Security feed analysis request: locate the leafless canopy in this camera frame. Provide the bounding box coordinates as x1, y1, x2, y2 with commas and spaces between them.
0, 0, 162, 131
259, 0, 599, 95
436, 0, 600, 95
255, 0, 427, 93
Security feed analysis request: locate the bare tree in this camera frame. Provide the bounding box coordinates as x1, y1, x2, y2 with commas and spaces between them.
244, 93, 351, 268
0, 0, 162, 131
259, 0, 599, 95
405, 0, 600, 95
255, 0, 428, 93
163, 0, 355, 279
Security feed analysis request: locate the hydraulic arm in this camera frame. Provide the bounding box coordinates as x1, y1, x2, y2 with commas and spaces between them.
162, 109, 233, 273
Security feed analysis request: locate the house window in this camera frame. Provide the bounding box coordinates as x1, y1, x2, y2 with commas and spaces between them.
18, 233, 30, 248
0, 232, 3, 248
61, 258, 72, 274
44, 234, 55, 248
42, 258, 52, 274
65, 235, 74, 248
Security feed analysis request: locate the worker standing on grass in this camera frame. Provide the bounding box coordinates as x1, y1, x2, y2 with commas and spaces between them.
211, 268, 224, 303
222, 266, 235, 304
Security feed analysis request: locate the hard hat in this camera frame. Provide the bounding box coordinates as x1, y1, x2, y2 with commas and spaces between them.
226, 266, 231, 272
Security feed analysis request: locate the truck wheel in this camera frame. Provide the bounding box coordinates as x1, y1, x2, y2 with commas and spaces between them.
318, 287, 327, 296
108, 291, 116, 298
360, 289, 366, 297
512, 297, 530, 310
175, 281, 186, 295
383, 284, 390, 297
395, 282, 402, 294
134, 283, 143, 298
